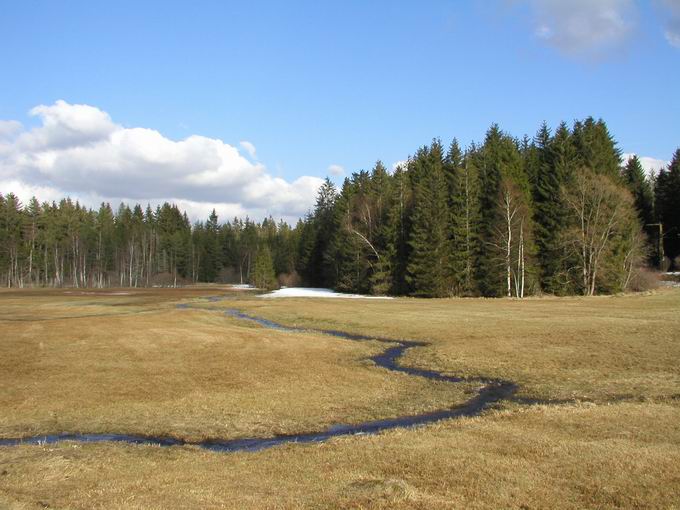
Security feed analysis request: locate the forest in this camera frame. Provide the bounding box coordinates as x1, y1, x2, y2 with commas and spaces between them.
1, 117, 679, 297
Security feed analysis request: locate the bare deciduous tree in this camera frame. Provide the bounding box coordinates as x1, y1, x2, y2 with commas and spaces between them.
562, 169, 642, 296
490, 179, 531, 298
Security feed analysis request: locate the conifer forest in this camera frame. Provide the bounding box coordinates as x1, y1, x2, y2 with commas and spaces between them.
2, 117, 679, 297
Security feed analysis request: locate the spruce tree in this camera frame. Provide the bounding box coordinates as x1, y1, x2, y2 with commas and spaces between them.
331, 178, 365, 292
655, 149, 680, 268
532, 122, 567, 293
622, 155, 654, 226
477, 125, 530, 296
448, 143, 481, 295
406, 141, 450, 297
300, 178, 337, 287
251, 245, 277, 290
367, 161, 394, 294
572, 117, 622, 179
386, 163, 411, 295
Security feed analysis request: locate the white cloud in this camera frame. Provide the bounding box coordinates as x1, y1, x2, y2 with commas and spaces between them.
521, 0, 636, 58
622, 153, 669, 177
327, 164, 345, 177
0, 100, 323, 223
660, 0, 680, 48
0, 120, 23, 139
390, 160, 408, 174
666, 29, 680, 47
239, 140, 257, 159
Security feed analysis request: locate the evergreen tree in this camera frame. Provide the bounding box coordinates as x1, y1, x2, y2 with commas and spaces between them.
655, 149, 680, 268
622, 155, 654, 226
532, 122, 573, 294
200, 209, 221, 281
572, 117, 622, 179
251, 245, 277, 290
300, 178, 337, 287
0, 117, 654, 295
448, 143, 481, 295
331, 177, 366, 292
406, 141, 451, 297
386, 163, 412, 295
477, 126, 532, 296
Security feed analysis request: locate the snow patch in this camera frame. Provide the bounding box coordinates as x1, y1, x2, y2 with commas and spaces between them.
229, 284, 257, 289
64, 291, 132, 295
257, 287, 394, 299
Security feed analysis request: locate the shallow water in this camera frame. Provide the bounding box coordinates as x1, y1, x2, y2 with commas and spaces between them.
0, 305, 517, 453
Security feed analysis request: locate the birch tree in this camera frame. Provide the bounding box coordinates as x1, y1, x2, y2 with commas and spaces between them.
562, 169, 641, 295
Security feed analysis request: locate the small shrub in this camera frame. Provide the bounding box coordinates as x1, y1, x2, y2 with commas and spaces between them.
628, 268, 660, 292
278, 271, 301, 288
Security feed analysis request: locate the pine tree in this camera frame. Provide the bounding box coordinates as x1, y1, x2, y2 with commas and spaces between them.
331, 177, 365, 292
655, 149, 680, 269
448, 143, 481, 295
477, 125, 531, 296
406, 141, 450, 297
200, 209, 221, 281
304, 178, 337, 287
367, 162, 393, 294
386, 163, 411, 295
572, 117, 622, 179
622, 155, 654, 226
251, 245, 277, 290
532, 122, 573, 294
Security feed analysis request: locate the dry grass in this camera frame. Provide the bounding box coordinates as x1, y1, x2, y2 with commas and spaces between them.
1, 287, 680, 509
1, 403, 678, 509
231, 290, 680, 402
0, 289, 463, 442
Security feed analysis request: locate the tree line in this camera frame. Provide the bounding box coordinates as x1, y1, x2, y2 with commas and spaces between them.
0, 198, 297, 290
1, 117, 678, 296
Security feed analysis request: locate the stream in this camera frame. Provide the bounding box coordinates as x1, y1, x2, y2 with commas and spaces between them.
0, 305, 518, 453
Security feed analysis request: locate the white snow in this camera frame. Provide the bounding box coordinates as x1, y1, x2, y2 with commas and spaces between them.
257, 287, 394, 299
229, 284, 257, 289
64, 291, 131, 295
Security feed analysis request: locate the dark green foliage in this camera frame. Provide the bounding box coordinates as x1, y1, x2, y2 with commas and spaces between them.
572, 117, 622, 179
532, 122, 576, 294
622, 155, 654, 226
386, 164, 412, 295
199, 209, 221, 282
0, 117, 661, 295
476, 125, 532, 297
251, 245, 277, 290
447, 143, 481, 295
299, 178, 337, 287
655, 149, 680, 269
0, 197, 304, 288
406, 141, 451, 297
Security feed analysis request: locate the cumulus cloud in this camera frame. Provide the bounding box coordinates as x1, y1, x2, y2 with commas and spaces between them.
0, 100, 323, 223
622, 153, 669, 176
327, 164, 345, 177
520, 0, 636, 58
0, 120, 23, 139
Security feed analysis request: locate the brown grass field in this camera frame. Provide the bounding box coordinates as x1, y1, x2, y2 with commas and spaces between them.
1, 286, 679, 509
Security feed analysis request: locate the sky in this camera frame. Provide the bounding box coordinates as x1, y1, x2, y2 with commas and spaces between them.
1, 0, 678, 222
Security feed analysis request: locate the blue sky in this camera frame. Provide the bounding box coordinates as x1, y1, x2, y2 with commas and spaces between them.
0, 0, 678, 220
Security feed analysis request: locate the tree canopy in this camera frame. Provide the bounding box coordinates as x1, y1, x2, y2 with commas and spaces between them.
2, 117, 674, 294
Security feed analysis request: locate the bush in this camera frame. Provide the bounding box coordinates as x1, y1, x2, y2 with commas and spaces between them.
628, 268, 660, 292
149, 272, 190, 287
278, 271, 301, 288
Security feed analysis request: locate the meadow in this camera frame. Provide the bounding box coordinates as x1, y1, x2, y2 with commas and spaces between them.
1, 287, 679, 509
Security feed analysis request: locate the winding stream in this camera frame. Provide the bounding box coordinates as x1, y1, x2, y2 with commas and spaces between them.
0, 305, 518, 453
